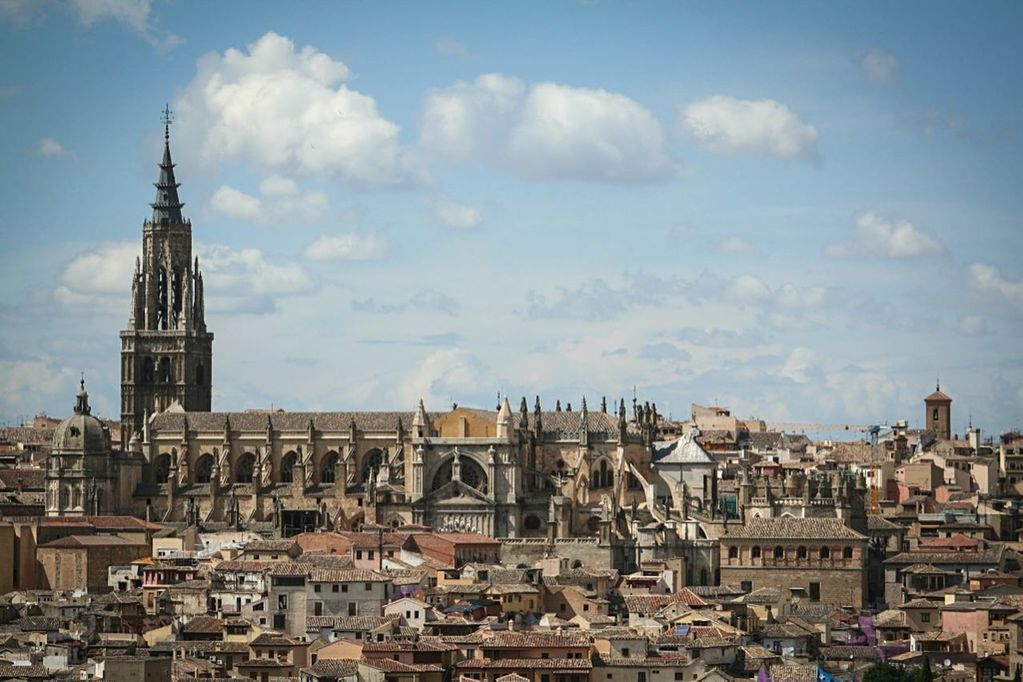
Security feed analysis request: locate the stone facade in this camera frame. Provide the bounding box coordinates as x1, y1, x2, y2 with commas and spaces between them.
718, 517, 868, 608
142, 398, 656, 539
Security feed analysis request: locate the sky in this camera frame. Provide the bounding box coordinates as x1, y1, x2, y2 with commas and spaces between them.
0, 1, 1021, 439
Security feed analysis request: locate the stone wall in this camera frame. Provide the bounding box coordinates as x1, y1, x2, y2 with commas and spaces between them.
498, 538, 613, 571
719, 564, 866, 608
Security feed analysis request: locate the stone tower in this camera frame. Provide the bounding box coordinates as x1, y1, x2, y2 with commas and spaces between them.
924, 382, 952, 440
119, 111, 212, 449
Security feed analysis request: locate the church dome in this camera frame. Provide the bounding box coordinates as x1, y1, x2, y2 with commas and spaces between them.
51, 379, 110, 455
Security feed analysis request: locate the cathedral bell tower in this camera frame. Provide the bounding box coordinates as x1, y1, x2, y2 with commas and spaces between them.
119, 107, 213, 449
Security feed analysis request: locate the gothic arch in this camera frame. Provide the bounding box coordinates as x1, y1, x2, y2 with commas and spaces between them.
155, 453, 171, 484
158, 356, 172, 384
142, 357, 155, 383
591, 458, 613, 489
281, 451, 298, 483
432, 456, 487, 493
236, 452, 256, 484
194, 454, 214, 484
60, 485, 70, 509
321, 451, 339, 484
361, 449, 384, 483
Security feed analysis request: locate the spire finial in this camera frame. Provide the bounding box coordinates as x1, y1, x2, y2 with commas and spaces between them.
162, 103, 174, 143
936, 375, 940, 392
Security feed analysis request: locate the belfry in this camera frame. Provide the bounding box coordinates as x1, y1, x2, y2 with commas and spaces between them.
119, 107, 213, 449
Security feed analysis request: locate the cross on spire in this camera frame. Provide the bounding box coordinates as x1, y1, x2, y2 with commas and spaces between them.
161, 103, 174, 142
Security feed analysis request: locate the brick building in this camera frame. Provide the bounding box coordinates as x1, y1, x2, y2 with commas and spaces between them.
719, 517, 868, 608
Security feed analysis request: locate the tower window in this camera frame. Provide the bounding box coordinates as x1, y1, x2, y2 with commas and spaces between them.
143, 357, 155, 383
158, 357, 172, 383
932, 408, 939, 421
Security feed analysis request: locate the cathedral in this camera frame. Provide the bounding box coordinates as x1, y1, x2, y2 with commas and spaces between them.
46, 116, 663, 539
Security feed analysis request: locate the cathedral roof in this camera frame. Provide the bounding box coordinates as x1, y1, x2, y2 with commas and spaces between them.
652, 431, 714, 465
723, 517, 867, 541
925, 390, 952, 402
51, 380, 110, 455
150, 406, 630, 441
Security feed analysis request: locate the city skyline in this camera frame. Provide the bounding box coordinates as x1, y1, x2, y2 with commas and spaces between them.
1, 2, 1021, 435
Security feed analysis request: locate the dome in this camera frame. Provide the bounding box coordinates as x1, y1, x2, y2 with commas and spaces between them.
51, 379, 110, 455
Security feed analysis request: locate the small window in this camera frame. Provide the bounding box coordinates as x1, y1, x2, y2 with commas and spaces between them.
741, 581, 753, 592
809, 582, 821, 601
314, 584, 321, 593
342, 584, 348, 593
348, 603, 357, 616
774, 545, 784, 559
622, 648, 630, 657
751, 546, 761, 559
820, 546, 830, 559
921, 613, 931, 623
797, 546, 807, 559
676, 674, 684, 681
332, 584, 339, 593
843, 546, 853, 559
728, 546, 738, 559
365, 582, 372, 591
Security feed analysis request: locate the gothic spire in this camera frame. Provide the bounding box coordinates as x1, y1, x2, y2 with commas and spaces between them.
151, 104, 185, 225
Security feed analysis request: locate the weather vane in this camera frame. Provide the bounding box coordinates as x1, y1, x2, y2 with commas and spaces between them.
161, 103, 174, 142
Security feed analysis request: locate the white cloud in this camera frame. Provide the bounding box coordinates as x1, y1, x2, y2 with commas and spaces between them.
54, 240, 312, 315
0, 357, 76, 419
859, 48, 900, 87
825, 212, 941, 258
421, 73, 526, 161
68, 0, 180, 49
679, 95, 819, 161
54, 241, 138, 309
39, 137, 73, 159
718, 235, 755, 254
174, 31, 424, 186
421, 74, 678, 183
397, 348, 488, 409
435, 197, 481, 229
969, 263, 1023, 308
304, 233, 388, 262
727, 275, 771, 303
209, 186, 261, 221
780, 347, 818, 384
208, 176, 328, 225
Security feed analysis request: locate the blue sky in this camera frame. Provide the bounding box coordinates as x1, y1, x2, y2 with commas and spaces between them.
1, 0, 1021, 438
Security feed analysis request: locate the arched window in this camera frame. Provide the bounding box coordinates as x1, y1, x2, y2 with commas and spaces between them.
236, 453, 256, 484
774, 545, 784, 559
195, 454, 214, 484
361, 449, 383, 483
281, 451, 298, 483
752, 546, 761, 559
728, 546, 739, 559
843, 546, 854, 559
155, 453, 171, 484
592, 459, 612, 489
158, 357, 172, 383
797, 546, 808, 559
143, 357, 155, 383
627, 472, 640, 490
321, 452, 339, 484
820, 546, 831, 559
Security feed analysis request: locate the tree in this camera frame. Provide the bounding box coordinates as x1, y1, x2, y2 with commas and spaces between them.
863, 663, 913, 682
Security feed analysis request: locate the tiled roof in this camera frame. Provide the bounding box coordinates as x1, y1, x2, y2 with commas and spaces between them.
723, 517, 866, 541
251, 632, 301, 647
306, 615, 397, 631
0, 469, 45, 490
867, 515, 902, 531
150, 410, 417, 434
767, 665, 818, 682
821, 645, 878, 660
624, 588, 707, 614
484, 631, 590, 648
885, 547, 1004, 565
242, 538, 297, 552
364, 658, 445, 673
182, 615, 223, 634
456, 658, 592, 671
306, 659, 360, 677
